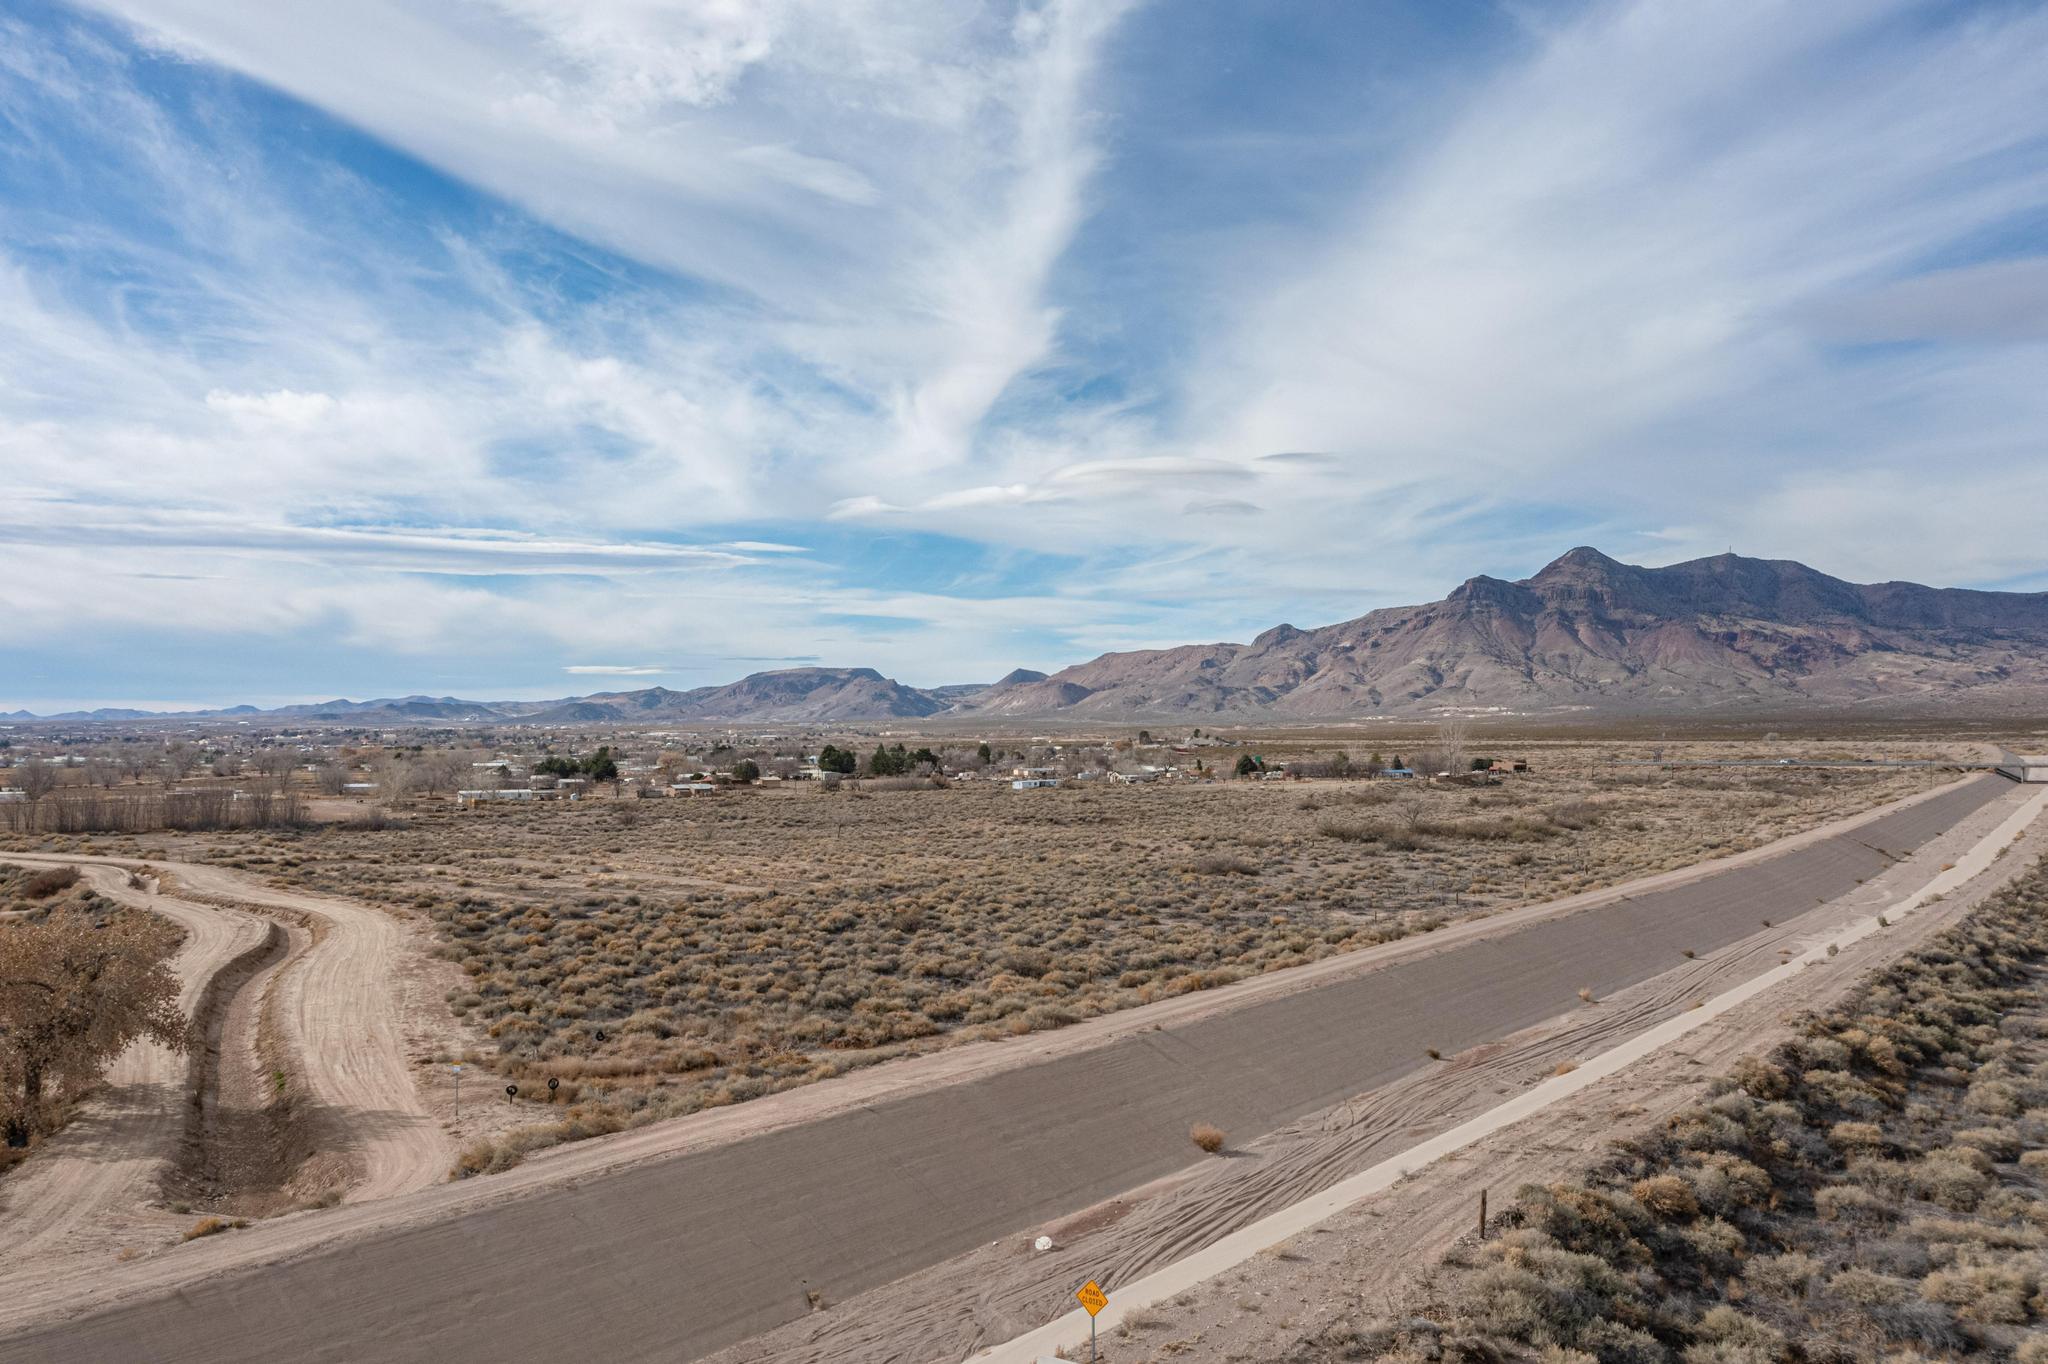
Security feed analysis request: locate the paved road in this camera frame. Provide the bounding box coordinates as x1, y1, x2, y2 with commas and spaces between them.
0, 775, 2011, 1364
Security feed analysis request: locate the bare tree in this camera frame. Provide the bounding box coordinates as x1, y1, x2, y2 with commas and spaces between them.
1435, 717, 1471, 775
416, 749, 467, 796
252, 749, 296, 795
16, 759, 57, 805
1, 910, 185, 1142
160, 744, 196, 782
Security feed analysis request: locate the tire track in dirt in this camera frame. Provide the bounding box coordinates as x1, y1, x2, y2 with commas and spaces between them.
1, 854, 450, 1212
0, 863, 270, 1282
0, 776, 2015, 1364
982, 793, 2048, 1364
122, 862, 450, 1205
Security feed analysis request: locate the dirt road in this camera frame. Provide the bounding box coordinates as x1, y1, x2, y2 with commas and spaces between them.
0, 854, 450, 1216
0, 864, 269, 1277
147, 862, 450, 1204
0, 774, 2015, 1364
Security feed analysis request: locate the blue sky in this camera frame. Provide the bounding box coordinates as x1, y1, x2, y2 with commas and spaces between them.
3, 0, 2047, 711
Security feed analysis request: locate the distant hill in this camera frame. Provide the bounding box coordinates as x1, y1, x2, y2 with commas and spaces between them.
946, 548, 2048, 718
14, 551, 2048, 724
519, 668, 944, 723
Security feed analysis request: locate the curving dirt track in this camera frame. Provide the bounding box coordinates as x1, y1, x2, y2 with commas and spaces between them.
145, 862, 450, 1204
0, 854, 450, 1218
0, 864, 269, 1277
0, 773, 2019, 1364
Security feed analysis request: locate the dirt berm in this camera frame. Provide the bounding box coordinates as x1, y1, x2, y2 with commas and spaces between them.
0, 775, 2010, 1364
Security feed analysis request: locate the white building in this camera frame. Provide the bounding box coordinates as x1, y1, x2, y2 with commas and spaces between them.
458, 788, 562, 806
1011, 778, 1060, 790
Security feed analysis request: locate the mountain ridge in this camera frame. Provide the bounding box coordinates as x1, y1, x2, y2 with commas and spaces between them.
12, 550, 2048, 723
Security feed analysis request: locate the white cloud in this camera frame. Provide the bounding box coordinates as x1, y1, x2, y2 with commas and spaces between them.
1796, 256, 2048, 345
8, 0, 2048, 707
203, 388, 335, 424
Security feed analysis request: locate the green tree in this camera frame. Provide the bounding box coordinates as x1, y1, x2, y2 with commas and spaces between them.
1235, 754, 1260, 778
730, 759, 760, 784
976, 742, 992, 764
582, 746, 619, 783
817, 745, 857, 774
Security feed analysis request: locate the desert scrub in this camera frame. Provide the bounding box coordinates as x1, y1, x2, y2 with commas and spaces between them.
1376, 853, 2048, 1363
153, 751, 1939, 1170
181, 1215, 247, 1241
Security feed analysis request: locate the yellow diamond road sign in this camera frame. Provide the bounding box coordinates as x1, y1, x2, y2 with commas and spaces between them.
1076, 1280, 1108, 1316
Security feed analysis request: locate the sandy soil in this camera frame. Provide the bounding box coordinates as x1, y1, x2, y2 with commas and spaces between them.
943, 790, 2048, 1364
150, 863, 457, 1203
0, 775, 2011, 1364
0, 864, 269, 1281
0, 849, 467, 1286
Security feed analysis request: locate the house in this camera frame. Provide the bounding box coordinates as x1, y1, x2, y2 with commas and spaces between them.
1011, 778, 1060, 790
671, 781, 717, 796
457, 788, 550, 806
1381, 768, 1417, 779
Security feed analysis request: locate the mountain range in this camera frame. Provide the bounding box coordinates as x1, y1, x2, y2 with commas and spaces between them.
12, 549, 2048, 724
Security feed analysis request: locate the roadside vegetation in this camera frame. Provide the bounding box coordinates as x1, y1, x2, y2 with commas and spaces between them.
2, 751, 1946, 1175
1319, 855, 2048, 1363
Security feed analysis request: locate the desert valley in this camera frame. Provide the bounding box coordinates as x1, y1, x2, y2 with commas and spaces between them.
9, 4, 2048, 1361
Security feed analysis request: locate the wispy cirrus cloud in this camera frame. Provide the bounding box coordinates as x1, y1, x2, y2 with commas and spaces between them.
4, 0, 2047, 711
562, 665, 676, 677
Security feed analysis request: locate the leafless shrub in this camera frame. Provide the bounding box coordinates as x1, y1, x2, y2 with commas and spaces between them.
20, 866, 79, 899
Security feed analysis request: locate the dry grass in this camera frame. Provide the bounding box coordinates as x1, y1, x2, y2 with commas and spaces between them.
6, 744, 1947, 1171
1191, 1122, 1228, 1154
19, 865, 79, 899
1353, 854, 2048, 1364
181, 1215, 246, 1241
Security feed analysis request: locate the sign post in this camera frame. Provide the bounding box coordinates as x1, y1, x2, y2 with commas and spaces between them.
451, 1063, 461, 1119
1076, 1280, 1108, 1362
